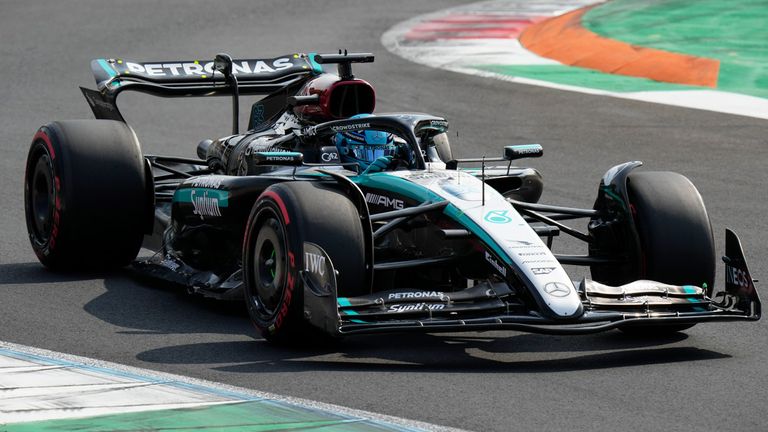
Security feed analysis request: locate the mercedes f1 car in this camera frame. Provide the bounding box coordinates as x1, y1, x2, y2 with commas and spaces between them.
24, 52, 760, 343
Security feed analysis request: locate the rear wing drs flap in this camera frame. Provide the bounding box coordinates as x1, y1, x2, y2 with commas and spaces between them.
82, 53, 324, 121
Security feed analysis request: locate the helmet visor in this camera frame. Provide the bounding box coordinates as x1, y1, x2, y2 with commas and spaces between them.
348, 142, 397, 163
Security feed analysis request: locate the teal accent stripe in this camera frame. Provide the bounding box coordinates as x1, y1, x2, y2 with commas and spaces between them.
308, 52, 324, 74
97, 59, 117, 78
337, 297, 352, 307
352, 174, 445, 203
337, 298, 367, 323
682, 285, 699, 294
443, 204, 510, 264
682, 285, 703, 303
602, 186, 627, 212
97, 59, 121, 87
173, 188, 229, 206
353, 174, 511, 263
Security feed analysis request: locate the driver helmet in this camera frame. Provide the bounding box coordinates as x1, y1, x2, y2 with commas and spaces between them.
334, 114, 396, 170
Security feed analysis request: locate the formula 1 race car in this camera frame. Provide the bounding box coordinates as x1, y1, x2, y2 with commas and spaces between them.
24, 52, 760, 344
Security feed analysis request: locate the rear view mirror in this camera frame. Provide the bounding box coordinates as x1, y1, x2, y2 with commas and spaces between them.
433, 132, 453, 163
504, 144, 543, 161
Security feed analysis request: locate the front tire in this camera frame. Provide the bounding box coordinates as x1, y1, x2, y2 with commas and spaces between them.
620, 171, 715, 335
24, 120, 149, 270
243, 182, 366, 344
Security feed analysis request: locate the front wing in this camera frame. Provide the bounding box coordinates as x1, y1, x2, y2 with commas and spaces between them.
302, 229, 760, 336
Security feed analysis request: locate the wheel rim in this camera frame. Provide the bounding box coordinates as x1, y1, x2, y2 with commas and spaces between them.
29, 151, 55, 244
251, 217, 287, 318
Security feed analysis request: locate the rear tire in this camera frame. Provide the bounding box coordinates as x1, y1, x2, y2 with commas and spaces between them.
619, 171, 715, 335
24, 120, 148, 270
242, 182, 366, 344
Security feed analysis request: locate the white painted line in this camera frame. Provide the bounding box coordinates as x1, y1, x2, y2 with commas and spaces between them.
0, 341, 468, 432
385, 39, 560, 68
618, 90, 768, 120
449, 67, 768, 120
0, 351, 237, 423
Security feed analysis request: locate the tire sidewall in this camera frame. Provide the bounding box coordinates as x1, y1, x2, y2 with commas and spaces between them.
24, 130, 63, 263
23, 121, 148, 269
242, 182, 366, 342
628, 171, 715, 288
618, 171, 714, 335
243, 191, 303, 339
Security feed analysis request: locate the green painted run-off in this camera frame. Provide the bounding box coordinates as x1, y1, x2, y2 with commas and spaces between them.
476, 64, 702, 93
4, 401, 408, 432
583, 0, 768, 98
476, 0, 768, 97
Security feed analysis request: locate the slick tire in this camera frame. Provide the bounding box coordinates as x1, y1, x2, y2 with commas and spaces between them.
24, 120, 149, 270
620, 171, 715, 335
243, 182, 366, 344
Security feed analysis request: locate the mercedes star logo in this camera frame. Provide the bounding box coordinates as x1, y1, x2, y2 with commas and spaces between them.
544, 282, 571, 297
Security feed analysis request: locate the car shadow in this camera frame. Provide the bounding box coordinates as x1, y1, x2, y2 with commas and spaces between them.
136, 328, 730, 374
0, 262, 252, 337
4, 262, 729, 373
85, 271, 253, 336
0, 262, 118, 285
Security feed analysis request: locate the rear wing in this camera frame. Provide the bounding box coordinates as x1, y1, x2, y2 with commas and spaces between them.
82, 53, 325, 121
91, 53, 322, 92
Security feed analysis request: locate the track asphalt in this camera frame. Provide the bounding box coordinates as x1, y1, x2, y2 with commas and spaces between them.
1, 1, 767, 431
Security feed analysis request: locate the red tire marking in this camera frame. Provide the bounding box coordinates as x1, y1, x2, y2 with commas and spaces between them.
274, 251, 296, 330
259, 190, 291, 225
33, 130, 55, 160
31, 131, 62, 254
49, 175, 62, 252
254, 191, 296, 333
